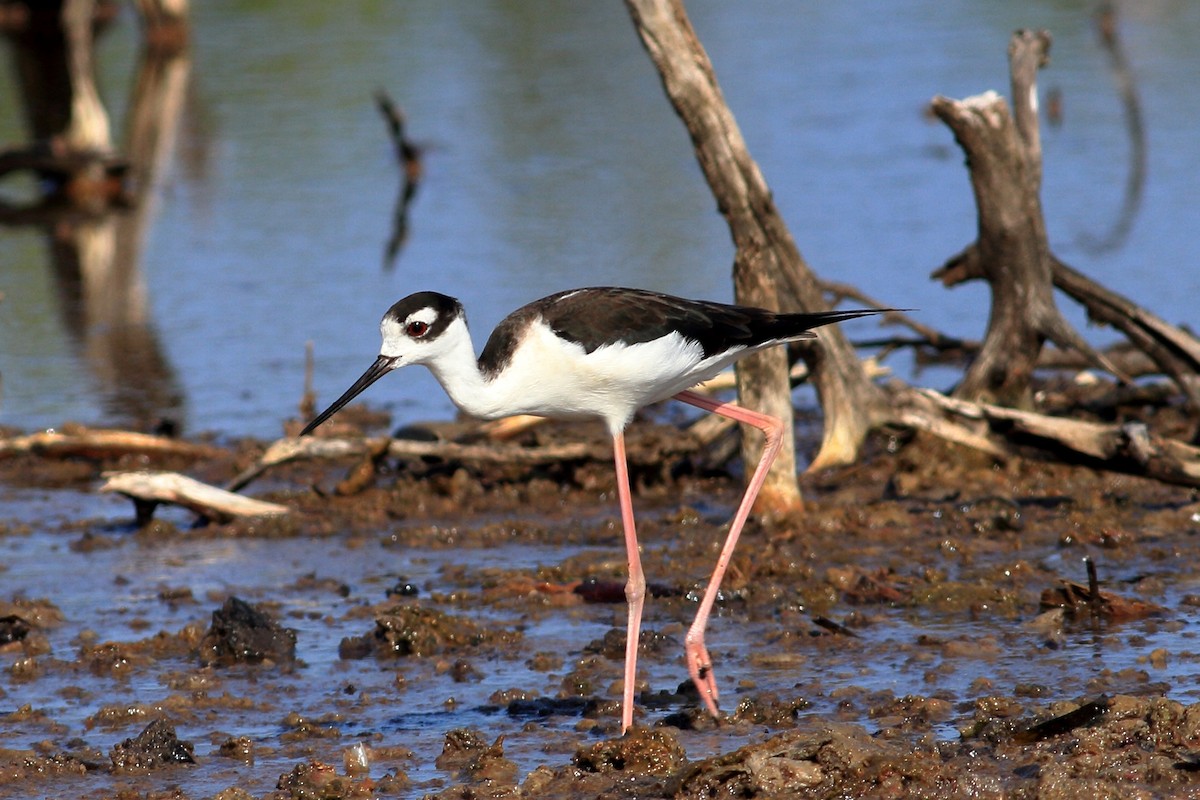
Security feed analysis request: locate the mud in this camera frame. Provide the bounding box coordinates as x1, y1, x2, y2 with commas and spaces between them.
1, 413, 1199, 798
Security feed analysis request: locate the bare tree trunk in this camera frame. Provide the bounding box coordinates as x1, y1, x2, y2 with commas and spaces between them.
624, 0, 887, 509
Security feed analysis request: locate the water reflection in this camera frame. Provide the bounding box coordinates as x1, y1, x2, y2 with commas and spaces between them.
0, 1, 185, 431
0, 2, 1196, 437
1077, 2, 1146, 255
374, 88, 423, 270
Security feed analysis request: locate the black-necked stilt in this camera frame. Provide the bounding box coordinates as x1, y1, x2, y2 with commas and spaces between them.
301, 286, 882, 732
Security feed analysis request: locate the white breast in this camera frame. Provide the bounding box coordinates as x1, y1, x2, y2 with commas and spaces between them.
484, 322, 733, 431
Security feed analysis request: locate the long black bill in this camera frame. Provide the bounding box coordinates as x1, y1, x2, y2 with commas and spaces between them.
300, 355, 398, 435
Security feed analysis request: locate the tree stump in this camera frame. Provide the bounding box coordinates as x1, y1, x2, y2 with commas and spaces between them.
932, 30, 1120, 408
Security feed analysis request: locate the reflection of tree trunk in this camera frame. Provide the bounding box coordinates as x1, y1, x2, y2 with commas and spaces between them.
6, 2, 74, 142
115, 36, 191, 287
1, 1, 189, 430
93, 37, 192, 429
61, 0, 111, 152
1079, 2, 1146, 254
1, 0, 122, 200
133, 0, 189, 53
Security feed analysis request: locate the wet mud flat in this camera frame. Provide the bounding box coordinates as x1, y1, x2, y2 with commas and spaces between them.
1, 417, 1200, 798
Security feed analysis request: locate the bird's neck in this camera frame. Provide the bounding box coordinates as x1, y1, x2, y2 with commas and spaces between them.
423, 324, 507, 420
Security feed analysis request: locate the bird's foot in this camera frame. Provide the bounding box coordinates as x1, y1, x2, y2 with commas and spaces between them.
686, 640, 721, 718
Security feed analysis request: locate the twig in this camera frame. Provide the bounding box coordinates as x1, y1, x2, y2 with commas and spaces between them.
1085, 557, 1101, 621
300, 340, 316, 422
1012, 696, 1110, 744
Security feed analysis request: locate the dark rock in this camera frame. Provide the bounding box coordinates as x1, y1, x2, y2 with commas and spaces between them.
109, 719, 195, 774
198, 596, 297, 667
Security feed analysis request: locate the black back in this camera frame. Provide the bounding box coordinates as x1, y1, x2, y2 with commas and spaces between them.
477, 287, 873, 378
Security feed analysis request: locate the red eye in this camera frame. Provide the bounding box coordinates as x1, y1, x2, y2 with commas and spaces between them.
406, 320, 429, 337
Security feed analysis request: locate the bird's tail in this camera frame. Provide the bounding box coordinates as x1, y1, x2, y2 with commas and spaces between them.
774, 308, 894, 339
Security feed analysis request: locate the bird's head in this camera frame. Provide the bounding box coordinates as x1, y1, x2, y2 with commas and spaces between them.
300, 292, 465, 435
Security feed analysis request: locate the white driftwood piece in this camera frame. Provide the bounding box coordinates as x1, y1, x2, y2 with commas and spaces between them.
100, 471, 290, 521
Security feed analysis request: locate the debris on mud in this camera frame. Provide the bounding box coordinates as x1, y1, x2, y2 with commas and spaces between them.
338, 604, 521, 659
575, 726, 688, 776
434, 728, 518, 783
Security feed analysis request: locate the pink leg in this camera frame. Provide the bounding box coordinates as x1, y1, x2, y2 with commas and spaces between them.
612, 430, 645, 734
673, 389, 785, 719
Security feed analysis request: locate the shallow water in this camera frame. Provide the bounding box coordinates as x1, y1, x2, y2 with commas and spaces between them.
1, 1, 1197, 437
2, 471, 1198, 796
1, 3, 1199, 796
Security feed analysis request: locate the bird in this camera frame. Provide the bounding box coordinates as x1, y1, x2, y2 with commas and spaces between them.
300, 286, 883, 732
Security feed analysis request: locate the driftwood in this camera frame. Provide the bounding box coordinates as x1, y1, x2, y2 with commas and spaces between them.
0, 429, 218, 460
1051, 258, 1200, 416
623, 0, 892, 511
100, 471, 289, 523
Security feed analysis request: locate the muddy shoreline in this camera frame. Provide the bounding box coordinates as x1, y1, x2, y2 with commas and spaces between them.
1, 416, 1199, 798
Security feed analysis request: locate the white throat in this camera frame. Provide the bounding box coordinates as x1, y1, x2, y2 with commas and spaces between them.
412, 317, 510, 421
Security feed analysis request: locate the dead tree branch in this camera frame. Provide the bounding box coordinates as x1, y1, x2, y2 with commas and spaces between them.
1051, 257, 1200, 416
101, 471, 289, 523
0, 429, 218, 460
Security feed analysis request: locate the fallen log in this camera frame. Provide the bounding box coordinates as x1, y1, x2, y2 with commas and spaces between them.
1052, 257, 1200, 415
